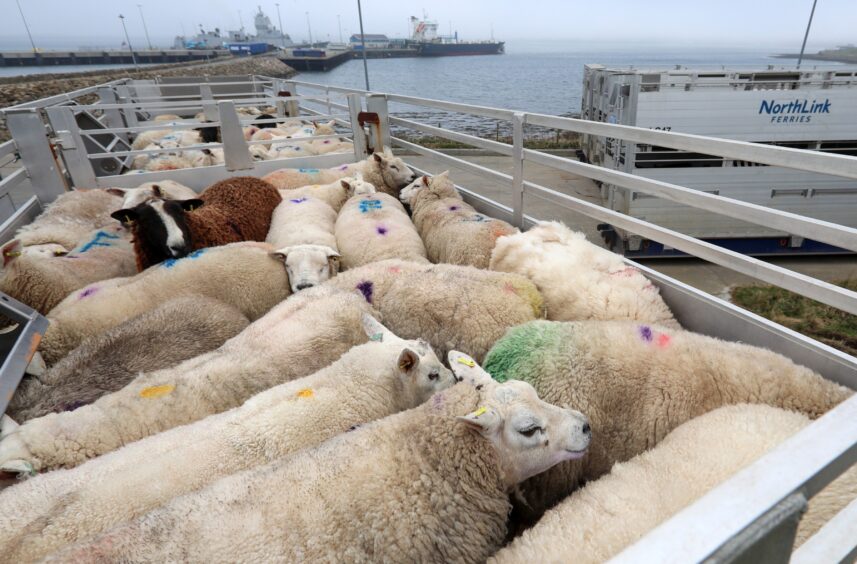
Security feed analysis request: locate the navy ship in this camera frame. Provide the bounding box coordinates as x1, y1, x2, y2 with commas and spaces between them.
407, 15, 504, 56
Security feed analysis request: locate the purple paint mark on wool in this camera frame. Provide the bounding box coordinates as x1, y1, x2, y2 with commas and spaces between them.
639, 325, 653, 342
449, 205, 460, 211
376, 225, 388, 235
339, 164, 349, 171
323, 140, 331, 144
79, 286, 99, 299
290, 197, 308, 204
356, 280, 374, 304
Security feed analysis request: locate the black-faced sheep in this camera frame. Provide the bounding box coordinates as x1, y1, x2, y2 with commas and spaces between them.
112, 176, 281, 270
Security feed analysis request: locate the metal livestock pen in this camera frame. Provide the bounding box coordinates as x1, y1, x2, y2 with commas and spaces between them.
0, 74, 854, 562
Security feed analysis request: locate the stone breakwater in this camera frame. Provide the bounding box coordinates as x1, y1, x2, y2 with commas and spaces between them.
0, 55, 296, 143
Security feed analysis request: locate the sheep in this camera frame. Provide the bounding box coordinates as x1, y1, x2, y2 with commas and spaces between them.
398, 171, 518, 268
326, 259, 545, 362
270, 245, 340, 293
113, 176, 281, 270
0, 286, 371, 474
0, 226, 136, 315
35, 241, 290, 366
481, 319, 853, 522
5, 296, 249, 423
263, 148, 418, 196
15, 189, 122, 253
105, 180, 197, 209
43, 356, 590, 564
277, 175, 376, 213
130, 129, 171, 150
490, 404, 857, 564
0, 315, 456, 561
335, 191, 429, 269
490, 220, 679, 328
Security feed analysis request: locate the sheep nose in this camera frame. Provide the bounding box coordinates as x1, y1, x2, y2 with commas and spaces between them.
582, 421, 591, 436
168, 245, 186, 256
296, 282, 314, 291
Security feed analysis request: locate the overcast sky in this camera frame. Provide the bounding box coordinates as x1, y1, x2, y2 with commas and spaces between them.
2, 0, 855, 50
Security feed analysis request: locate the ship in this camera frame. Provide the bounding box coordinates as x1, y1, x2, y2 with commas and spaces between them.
173, 6, 293, 50
407, 15, 503, 56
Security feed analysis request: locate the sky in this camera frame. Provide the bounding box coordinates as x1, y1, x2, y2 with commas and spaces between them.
1, 0, 855, 51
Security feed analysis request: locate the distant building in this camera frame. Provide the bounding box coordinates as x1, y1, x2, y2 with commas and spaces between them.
350, 34, 390, 49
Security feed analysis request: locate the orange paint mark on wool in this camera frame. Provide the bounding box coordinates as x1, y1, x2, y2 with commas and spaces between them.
297, 388, 314, 399
139, 384, 175, 399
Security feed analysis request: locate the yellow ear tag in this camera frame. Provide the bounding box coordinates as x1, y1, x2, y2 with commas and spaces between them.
140, 384, 175, 399
456, 357, 475, 368
470, 406, 487, 418
297, 388, 314, 399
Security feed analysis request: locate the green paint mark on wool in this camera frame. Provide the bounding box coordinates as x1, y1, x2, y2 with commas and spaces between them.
483, 321, 567, 383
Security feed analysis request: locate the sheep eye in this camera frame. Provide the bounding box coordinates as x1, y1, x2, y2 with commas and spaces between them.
428, 371, 439, 381
391, 165, 399, 171
518, 427, 541, 438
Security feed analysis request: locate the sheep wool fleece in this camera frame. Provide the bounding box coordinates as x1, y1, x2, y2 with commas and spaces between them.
1, 286, 371, 472
38, 242, 290, 365
327, 259, 545, 362
15, 189, 122, 250
490, 404, 857, 564
483, 320, 853, 517
46, 384, 510, 564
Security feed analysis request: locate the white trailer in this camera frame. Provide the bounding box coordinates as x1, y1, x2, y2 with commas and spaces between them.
581, 64, 857, 255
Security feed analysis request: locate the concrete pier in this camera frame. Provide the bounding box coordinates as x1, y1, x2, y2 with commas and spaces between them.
0, 49, 226, 67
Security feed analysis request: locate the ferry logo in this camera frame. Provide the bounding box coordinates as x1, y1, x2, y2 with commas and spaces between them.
759, 98, 831, 124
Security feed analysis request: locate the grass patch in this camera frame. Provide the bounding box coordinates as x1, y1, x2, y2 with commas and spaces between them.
731, 279, 857, 356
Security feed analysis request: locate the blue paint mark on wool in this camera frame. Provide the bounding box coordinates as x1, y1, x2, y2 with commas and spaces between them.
356, 280, 374, 304
639, 325, 653, 342
463, 214, 489, 223
359, 199, 383, 213
290, 197, 308, 204
77, 230, 120, 253
298, 168, 320, 173
162, 248, 206, 268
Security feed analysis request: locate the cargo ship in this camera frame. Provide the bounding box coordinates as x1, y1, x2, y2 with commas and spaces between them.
407, 15, 504, 56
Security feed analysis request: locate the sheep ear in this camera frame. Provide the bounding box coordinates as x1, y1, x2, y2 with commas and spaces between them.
105, 188, 126, 197
437, 171, 450, 181
398, 347, 420, 373
361, 313, 395, 342
373, 152, 385, 164
151, 184, 163, 198
2, 239, 22, 267
111, 208, 138, 225
325, 247, 341, 275
269, 247, 293, 262
447, 351, 494, 387
326, 120, 336, 129
421, 175, 430, 186
456, 405, 501, 435
180, 199, 204, 211
340, 179, 353, 192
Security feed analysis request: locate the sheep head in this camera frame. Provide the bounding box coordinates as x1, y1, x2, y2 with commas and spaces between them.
372, 148, 419, 190
111, 198, 202, 265
270, 244, 340, 293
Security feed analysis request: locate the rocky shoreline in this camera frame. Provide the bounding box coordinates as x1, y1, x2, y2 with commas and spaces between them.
0, 55, 296, 143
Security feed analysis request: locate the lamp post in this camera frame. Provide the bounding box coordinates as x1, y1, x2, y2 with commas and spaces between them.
275, 3, 286, 48
338, 14, 343, 43
305, 12, 313, 47
797, 0, 819, 69
15, 0, 38, 54
118, 14, 139, 70
137, 4, 153, 50
357, 0, 370, 90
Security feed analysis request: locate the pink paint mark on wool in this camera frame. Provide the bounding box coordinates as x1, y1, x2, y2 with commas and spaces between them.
611, 267, 640, 278
78, 286, 99, 299
503, 282, 519, 295
387, 266, 401, 274
656, 333, 671, 348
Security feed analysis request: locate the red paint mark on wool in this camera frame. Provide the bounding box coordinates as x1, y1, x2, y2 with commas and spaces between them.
656, 333, 671, 348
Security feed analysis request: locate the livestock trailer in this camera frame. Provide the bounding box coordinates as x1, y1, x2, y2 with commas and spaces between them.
0, 75, 855, 562
581, 64, 857, 256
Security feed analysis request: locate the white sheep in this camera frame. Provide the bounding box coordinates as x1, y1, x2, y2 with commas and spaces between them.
35, 241, 291, 365
490, 220, 679, 328
15, 189, 122, 254
335, 191, 429, 269
276, 175, 374, 213
482, 319, 853, 521
490, 404, 857, 564
326, 259, 545, 362
0, 285, 372, 474
105, 180, 197, 209
0, 315, 455, 561
43, 356, 590, 563
400, 171, 518, 268
263, 149, 418, 196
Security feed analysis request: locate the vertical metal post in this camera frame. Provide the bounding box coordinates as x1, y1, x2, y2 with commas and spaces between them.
217, 101, 253, 171
5, 110, 68, 203
797, 0, 818, 69
366, 94, 391, 151
511, 112, 525, 228
15, 0, 37, 54
45, 106, 99, 188
115, 84, 140, 129
97, 87, 129, 143
118, 15, 139, 70
137, 4, 153, 50
347, 93, 368, 159
326, 87, 332, 116
283, 81, 299, 117
199, 84, 218, 121
356, 0, 370, 90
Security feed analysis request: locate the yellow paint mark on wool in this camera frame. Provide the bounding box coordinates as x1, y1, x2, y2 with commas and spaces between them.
139, 384, 175, 399
456, 357, 475, 368
297, 388, 314, 399
470, 406, 487, 418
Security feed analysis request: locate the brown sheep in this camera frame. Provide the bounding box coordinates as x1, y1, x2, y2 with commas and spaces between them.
112, 176, 281, 270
